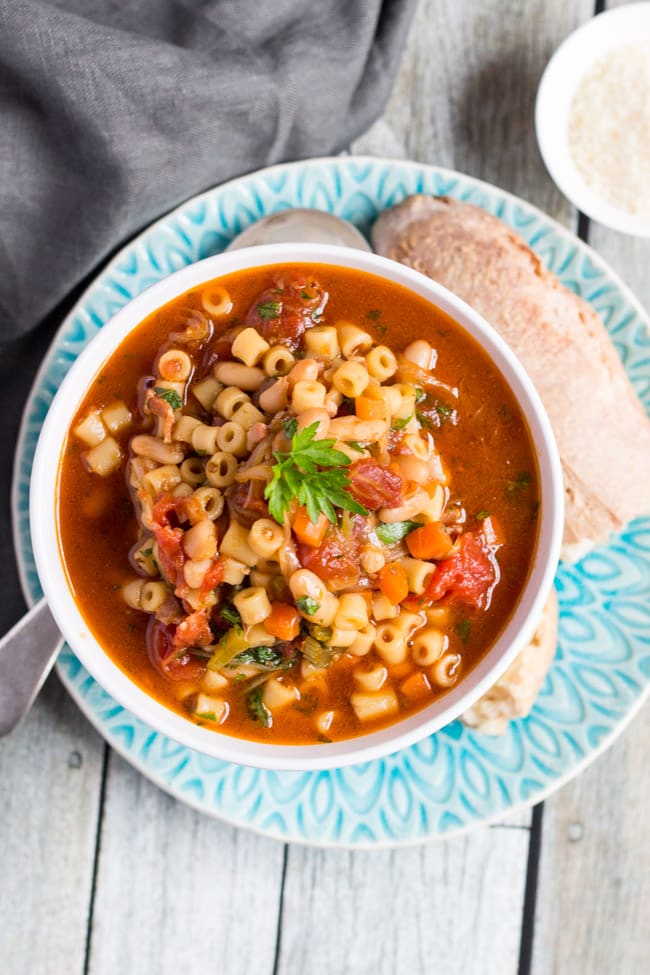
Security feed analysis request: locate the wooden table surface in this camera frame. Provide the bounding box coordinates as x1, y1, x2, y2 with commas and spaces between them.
2, 2, 649, 973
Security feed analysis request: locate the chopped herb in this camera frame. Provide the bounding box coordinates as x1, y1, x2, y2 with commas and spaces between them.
476, 510, 490, 521
154, 387, 183, 410
318, 734, 333, 744
195, 711, 218, 722
436, 403, 453, 417
265, 422, 368, 525
296, 595, 320, 616
96, 374, 107, 385
416, 411, 434, 430
455, 619, 472, 642
258, 300, 281, 320
376, 520, 423, 545
233, 673, 247, 682
415, 388, 426, 403
506, 471, 532, 498
366, 309, 381, 321
375, 323, 387, 336
247, 686, 272, 727
300, 290, 313, 300
392, 415, 412, 431
530, 500, 540, 521
283, 417, 298, 439
348, 441, 365, 453
141, 547, 153, 557
221, 605, 242, 630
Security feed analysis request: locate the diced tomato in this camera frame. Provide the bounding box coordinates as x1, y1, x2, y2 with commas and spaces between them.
297, 526, 360, 589
173, 608, 213, 650
421, 532, 498, 610
245, 275, 328, 350
348, 460, 403, 510
147, 618, 206, 682
406, 521, 454, 560
378, 562, 409, 605
293, 507, 329, 547
264, 602, 301, 641
152, 523, 186, 590
199, 558, 225, 599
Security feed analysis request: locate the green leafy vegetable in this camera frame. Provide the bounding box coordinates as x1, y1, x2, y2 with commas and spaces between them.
229, 646, 293, 671
476, 510, 490, 521
455, 619, 472, 642
415, 387, 426, 404
296, 595, 320, 616
258, 300, 281, 320
375, 520, 423, 545
154, 387, 183, 411
300, 290, 313, 300
416, 411, 434, 430
391, 415, 412, 431
265, 422, 368, 525
220, 605, 242, 630
247, 686, 272, 727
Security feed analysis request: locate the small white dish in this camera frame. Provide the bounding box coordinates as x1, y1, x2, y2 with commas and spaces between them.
29, 243, 563, 771
536, 4, 650, 236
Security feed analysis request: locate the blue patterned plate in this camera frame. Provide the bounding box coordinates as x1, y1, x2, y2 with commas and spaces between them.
12, 158, 650, 847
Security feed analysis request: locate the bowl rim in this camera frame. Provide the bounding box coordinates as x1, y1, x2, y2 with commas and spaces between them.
535, 2, 650, 237
29, 242, 564, 770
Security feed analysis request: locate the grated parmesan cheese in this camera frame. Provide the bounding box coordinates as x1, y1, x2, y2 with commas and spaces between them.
568, 42, 650, 218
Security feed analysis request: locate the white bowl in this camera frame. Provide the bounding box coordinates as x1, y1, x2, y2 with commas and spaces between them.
536, 3, 650, 237
30, 243, 564, 770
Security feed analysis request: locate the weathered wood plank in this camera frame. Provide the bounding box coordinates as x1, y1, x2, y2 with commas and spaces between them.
86, 751, 285, 975
276, 825, 531, 975
532, 701, 650, 973
532, 177, 650, 971
353, 0, 594, 221
0, 673, 104, 975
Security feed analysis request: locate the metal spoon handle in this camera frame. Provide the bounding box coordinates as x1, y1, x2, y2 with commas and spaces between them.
0, 598, 63, 736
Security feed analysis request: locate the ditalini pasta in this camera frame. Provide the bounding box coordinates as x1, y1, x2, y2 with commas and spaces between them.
58, 264, 540, 744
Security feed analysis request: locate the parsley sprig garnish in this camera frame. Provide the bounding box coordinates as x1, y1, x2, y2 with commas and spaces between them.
264, 422, 368, 525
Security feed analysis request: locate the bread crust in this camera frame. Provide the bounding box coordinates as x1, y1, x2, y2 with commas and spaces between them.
372, 195, 650, 558
461, 589, 558, 735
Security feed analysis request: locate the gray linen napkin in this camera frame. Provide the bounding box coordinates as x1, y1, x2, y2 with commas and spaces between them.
0, 0, 414, 636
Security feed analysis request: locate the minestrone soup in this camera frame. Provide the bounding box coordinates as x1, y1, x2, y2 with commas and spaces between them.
58, 264, 540, 743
